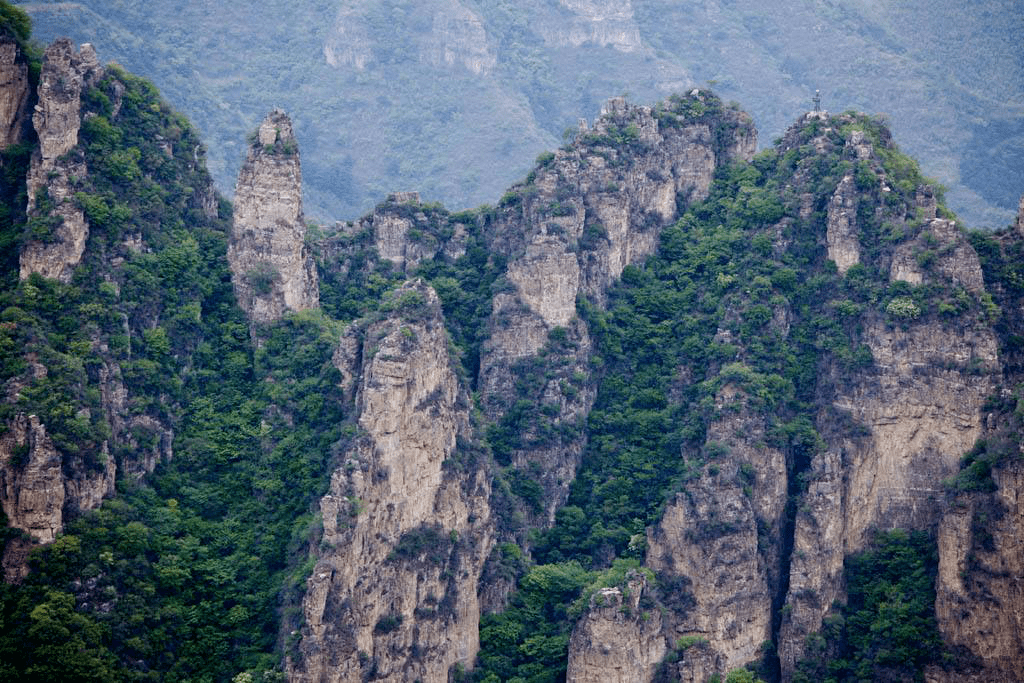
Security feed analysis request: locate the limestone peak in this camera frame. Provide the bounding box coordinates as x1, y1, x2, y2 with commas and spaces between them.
255, 108, 295, 149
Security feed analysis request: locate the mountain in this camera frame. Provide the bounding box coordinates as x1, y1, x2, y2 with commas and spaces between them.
15, 0, 1024, 229
1, 5, 1024, 682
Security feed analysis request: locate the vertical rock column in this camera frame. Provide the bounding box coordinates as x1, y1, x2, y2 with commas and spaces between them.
19, 39, 103, 283
228, 109, 318, 326
0, 33, 30, 149
290, 281, 492, 683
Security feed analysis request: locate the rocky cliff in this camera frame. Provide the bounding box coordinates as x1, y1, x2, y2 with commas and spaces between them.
565, 571, 666, 682
0, 33, 29, 149
556, 111, 1014, 683
290, 281, 492, 683
479, 92, 755, 521
228, 109, 319, 327
929, 459, 1024, 683
1, 32, 1022, 680
645, 386, 787, 674
0, 35, 230, 588
18, 39, 101, 283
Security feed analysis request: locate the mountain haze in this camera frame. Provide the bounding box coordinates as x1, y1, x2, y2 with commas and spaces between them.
16, 0, 1024, 228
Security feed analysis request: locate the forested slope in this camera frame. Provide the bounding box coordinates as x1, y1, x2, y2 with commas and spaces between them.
1, 6, 1023, 683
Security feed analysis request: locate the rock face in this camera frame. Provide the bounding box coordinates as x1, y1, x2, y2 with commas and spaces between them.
541, 0, 643, 52
0, 34, 30, 149
228, 109, 319, 326
826, 173, 860, 275
290, 281, 492, 683
324, 0, 495, 75
929, 459, 1024, 682
19, 39, 102, 283
422, 2, 496, 74
779, 286, 999, 672
361, 192, 449, 274
0, 413, 114, 577
566, 572, 666, 683
560, 113, 1005, 682
479, 93, 756, 518
645, 387, 786, 672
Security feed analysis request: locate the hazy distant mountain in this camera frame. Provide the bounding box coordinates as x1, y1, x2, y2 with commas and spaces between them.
18, 0, 1023, 227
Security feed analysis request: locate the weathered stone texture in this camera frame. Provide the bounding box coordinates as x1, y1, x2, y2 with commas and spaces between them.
0, 414, 114, 547
928, 459, 1024, 683
0, 36, 29, 149
19, 39, 103, 283
228, 109, 319, 326
566, 573, 666, 683
826, 173, 860, 275
646, 388, 783, 673
779, 313, 999, 677
291, 281, 491, 683
477, 96, 756, 520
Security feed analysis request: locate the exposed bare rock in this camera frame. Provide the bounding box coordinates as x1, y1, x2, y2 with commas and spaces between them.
777, 449, 845, 678
826, 173, 860, 275
566, 572, 666, 683
290, 281, 492, 683
662, 641, 724, 683
541, 0, 643, 52
507, 232, 580, 328
228, 109, 319, 326
477, 95, 756, 518
422, 2, 496, 74
0, 35, 30, 149
19, 39, 103, 283
928, 459, 1024, 682
841, 317, 997, 546
324, 0, 495, 75
0, 414, 114, 548
931, 219, 986, 294
645, 387, 783, 673
779, 314, 999, 676
890, 216, 986, 292
32, 39, 100, 163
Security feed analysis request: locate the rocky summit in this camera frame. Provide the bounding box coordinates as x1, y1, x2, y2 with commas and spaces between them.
0, 7, 1023, 683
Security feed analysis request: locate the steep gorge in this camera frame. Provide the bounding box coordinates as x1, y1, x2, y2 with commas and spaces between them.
0, 14, 1022, 683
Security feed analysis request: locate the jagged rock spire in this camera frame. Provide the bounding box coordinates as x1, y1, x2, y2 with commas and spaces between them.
19, 39, 104, 283
227, 109, 319, 327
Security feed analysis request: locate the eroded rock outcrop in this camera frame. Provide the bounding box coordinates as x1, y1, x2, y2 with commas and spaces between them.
928, 459, 1024, 682
541, 0, 643, 52
566, 572, 666, 683
19, 39, 102, 283
826, 173, 860, 274
324, 0, 495, 75
779, 312, 999, 676
228, 110, 319, 326
478, 93, 756, 518
422, 2, 496, 74
0, 34, 30, 149
645, 387, 785, 673
290, 281, 492, 683
0, 413, 114, 579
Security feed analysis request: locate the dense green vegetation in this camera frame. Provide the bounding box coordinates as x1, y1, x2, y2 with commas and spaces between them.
793, 530, 943, 682
474, 113, 992, 681
0, 33, 362, 679
0, 6, 1012, 679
